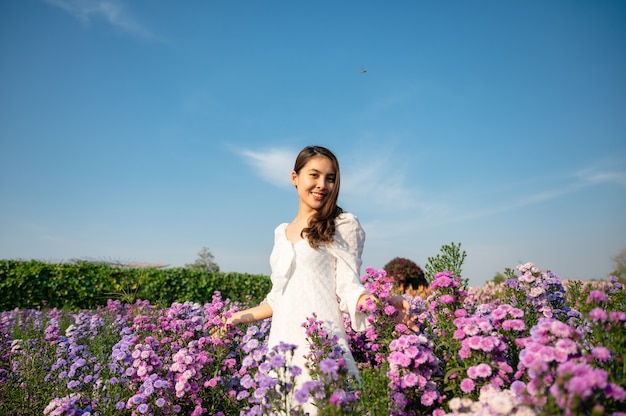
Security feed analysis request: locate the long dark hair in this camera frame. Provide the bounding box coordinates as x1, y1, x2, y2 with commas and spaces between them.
294, 145, 344, 248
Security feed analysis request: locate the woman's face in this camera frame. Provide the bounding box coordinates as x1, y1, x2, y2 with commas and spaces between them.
291, 155, 336, 213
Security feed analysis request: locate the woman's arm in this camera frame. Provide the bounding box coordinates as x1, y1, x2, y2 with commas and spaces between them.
356, 293, 375, 309
226, 303, 273, 326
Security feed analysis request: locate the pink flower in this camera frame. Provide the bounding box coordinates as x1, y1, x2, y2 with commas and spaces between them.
460, 378, 475, 393
388, 351, 411, 367
454, 309, 467, 318
439, 294, 455, 304
555, 338, 578, 356
420, 389, 438, 406
401, 373, 419, 388
502, 319, 525, 331
384, 305, 396, 315
509, 308, 524, 318
591, 346, 611, 362
453, 329, 466, 339
475, 363, 492, 378
479, 336, 496, 352
587, 290, 607, 303
467, 336, 482, 350
205, 376, 220, 387
609, 311, 626, 322
459, 347, 471, 359
589, 307, 608, 322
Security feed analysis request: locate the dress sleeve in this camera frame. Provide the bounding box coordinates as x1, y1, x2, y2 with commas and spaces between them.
329, 213, 369, 332
264, 224, 294, 311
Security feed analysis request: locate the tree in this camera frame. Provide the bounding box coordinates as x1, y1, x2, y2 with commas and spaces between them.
424, 242, 467, 282
610, 247, 626, 280
492, 272, 506, 284
186, 247, 220, 272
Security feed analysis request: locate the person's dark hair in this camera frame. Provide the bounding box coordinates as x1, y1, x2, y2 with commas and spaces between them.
294, 145, 344, 248
404, 273, 428, 291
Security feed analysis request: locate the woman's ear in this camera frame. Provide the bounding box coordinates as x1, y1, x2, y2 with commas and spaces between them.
291, 170, 298, 187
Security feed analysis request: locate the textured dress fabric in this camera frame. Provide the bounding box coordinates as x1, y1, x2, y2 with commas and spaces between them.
264, 212, 369, 413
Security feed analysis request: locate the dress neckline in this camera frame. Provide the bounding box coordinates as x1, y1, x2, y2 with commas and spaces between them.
282, 223, 306, 245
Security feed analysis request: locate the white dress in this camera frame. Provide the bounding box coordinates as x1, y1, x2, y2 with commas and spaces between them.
264, 212, 369, 413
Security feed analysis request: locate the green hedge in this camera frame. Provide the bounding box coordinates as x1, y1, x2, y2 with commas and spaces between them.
0, 260, 271, 311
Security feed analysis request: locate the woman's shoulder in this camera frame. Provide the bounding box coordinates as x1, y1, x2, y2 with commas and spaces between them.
336, 212, 360, 226
332, 212, 365, 250
335, 212, 364, 236
273, 222, 289, 236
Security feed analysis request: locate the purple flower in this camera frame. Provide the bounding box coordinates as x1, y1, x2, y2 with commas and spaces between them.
67, 380, 80, 389
276, 342, 296, 353
319, 358, 339, 375
269, 354, 285, 369
289, 365, 302, 377
240, 374, 255, 389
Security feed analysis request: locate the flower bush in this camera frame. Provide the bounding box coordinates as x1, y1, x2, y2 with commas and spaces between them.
0, 263, 624, 416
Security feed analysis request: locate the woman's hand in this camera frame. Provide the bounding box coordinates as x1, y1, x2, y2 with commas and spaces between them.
209, 314, 231, 338
387, 294, 419, 332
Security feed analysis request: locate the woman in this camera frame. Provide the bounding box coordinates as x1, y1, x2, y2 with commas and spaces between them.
226, 145, 407, 413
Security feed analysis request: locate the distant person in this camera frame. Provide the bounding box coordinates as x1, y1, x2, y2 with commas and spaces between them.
383, 257, 427, 297
402, 272, 429, 298
223, 145, 410, 414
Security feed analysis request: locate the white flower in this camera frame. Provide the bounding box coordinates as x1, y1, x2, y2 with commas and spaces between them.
448, 397, 462, 411
489, 393, 514, 415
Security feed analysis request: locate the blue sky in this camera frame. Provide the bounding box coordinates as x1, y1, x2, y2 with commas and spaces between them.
1, 0, 625, 287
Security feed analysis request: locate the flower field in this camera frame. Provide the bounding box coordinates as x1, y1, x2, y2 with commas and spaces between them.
1, 263, 624, 416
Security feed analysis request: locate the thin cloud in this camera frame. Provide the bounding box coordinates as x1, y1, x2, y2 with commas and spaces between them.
417, 164, 625, 227
237, 146, 422, 211
341, 157, 420, 212
43, 0, 159, 40
576, 167, 626, 187
238, 148, 296, 189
